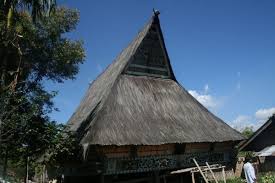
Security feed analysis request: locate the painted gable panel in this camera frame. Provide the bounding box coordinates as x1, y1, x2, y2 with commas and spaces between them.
124, 24, 171, 79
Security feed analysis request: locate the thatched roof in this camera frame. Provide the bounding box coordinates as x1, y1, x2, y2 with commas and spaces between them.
68, 14, 244, 145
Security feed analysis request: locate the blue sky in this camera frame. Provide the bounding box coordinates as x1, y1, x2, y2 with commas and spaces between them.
46, 0, 275, 131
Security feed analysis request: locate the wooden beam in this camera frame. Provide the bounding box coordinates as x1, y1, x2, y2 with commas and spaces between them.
206, 162, 218, 183
129, 64, 167, 72
192, 158, 209, 183
191, 166, 225, 173
163, 175, 167, 183
116, 177, 152, 183
125, 71, 169, 78
191, 172, 195, 183
154, 171, 160, 183
100, 174, 104, 183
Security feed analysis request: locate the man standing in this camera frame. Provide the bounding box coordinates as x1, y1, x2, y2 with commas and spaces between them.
243, 156, 256, 183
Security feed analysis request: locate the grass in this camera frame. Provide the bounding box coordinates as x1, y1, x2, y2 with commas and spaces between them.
210, 172, 275, 183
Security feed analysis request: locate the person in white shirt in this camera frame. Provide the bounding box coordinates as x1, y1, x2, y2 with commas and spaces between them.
243, 156, 256, 183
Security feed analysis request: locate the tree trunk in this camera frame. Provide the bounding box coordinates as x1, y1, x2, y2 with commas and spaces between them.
25, 153, 29, 183
0, 119, 2, 148
1, 52, 8, 90
1, 0, 12, 91
3, 146, 8, 182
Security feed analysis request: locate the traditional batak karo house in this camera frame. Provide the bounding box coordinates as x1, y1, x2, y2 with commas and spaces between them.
65, 12, 244, 183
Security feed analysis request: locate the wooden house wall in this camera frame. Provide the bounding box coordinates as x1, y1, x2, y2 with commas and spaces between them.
185, 143, 211, 153
92, 142, 234, 159
259, 156, 275, 172
96, 145, 131, 158
137, 144, 175, 156
214, 142, 234, 151
61, 142, 236, 179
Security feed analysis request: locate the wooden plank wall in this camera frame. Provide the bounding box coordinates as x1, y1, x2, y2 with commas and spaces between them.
96, 146, 131, 158
185, 143, 211, 153
94, 142, 234, 158
137, 144, 175, 156
214, 142, 234, 151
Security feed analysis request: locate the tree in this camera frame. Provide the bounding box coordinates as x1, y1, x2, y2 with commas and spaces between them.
0, 5, 85, 181
0, 0, 56, 92
241, 126, 254, 138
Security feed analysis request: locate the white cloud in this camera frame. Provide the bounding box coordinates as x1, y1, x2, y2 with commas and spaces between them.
188, 90, 218, 109
230, 107, 275, 132
204, 84, 209, 93
230, 115, 253, 131
255, 107, 275, 121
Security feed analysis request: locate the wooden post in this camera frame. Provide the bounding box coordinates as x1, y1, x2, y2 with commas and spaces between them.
192, 158, 208, 183
100, 174, 105, 183
163, 175, 167, 183
3, 147, 8, 183
191, 172, 195, 183
235, 157, 244, 177
42, 165, 45, 183
206, 162, 218, 183
180, 174, 183, 183
25, 156, 29, 183
222, 167, 226, 183
154, 171, 160, 183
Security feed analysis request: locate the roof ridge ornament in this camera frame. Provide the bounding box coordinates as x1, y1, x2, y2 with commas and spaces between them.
153, 8, 160, 16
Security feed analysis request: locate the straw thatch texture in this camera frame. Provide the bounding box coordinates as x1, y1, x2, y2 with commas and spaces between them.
80, 75, 243, 145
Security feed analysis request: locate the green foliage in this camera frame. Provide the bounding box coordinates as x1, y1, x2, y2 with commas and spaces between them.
0, 7, 85, 89
238, 151, 253, 158
211, 177, 245, 183
241, 126, 254, 138
0, 2, 85, 181
212, 173, 275, 183
259, 172, 275, 183
0, 0, 56, 25
224, 177, 245, 183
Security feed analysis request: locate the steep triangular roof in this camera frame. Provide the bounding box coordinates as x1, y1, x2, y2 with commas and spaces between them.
239, 114, 275, 151
68, 13, 244, 145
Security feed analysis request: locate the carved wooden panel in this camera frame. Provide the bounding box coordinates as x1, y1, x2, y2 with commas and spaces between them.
103, 152, 227, 175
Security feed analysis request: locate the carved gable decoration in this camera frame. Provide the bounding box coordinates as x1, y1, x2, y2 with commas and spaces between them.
124, 23, 171, 78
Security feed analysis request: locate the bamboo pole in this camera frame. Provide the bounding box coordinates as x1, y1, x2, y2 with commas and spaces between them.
206, 162, 218, 183
192, 158, 208, 183
222, 167, 226, 183
191, 172, 195, 183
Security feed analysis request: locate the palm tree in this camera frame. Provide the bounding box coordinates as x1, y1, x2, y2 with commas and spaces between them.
1, 0, 56, 25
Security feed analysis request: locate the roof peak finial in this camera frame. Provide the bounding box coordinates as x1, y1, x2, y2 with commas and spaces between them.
153, 8, 160, 16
